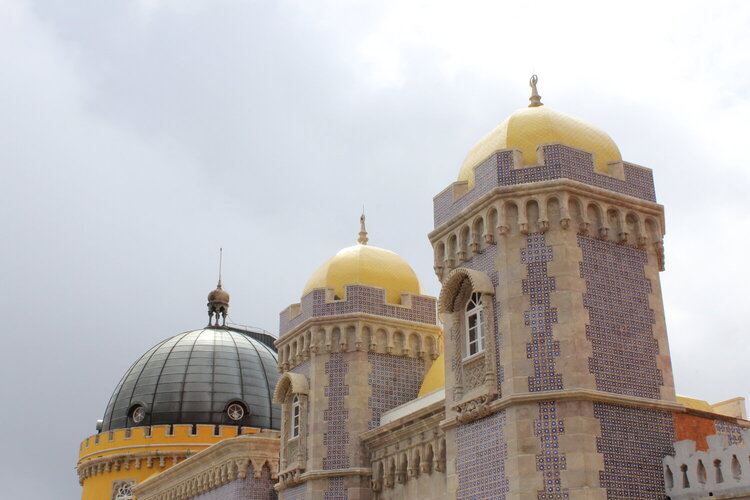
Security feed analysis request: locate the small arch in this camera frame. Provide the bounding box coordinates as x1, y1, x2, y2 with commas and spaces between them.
393, 331, 405, 355
361, 325, 372, 351
438, 268, 494, 313
568, 196, 585, 228
587, 202, 604, 234
486, 206, 498, 243
459, 225, 471, 261
375, 329, 388, 354
408, 332, 421, 356
425, 444, 435, 473
526, 199, 540, 233
501, 200, 519, 234
645, 217, 661, 241
345, 325, 356, 350
435, 241, 446, 266
471, 216, 485, 253
412, 448, 421, 476
330, 327, 341, 352
425, 335, 438, 359
447, 234, 458, 265
546, 196, 561, 226
272, 372, 309, 403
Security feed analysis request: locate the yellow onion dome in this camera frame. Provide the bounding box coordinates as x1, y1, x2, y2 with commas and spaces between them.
458, 76, 622, 189
302, 216, 421, 304
418, 352, 445, 397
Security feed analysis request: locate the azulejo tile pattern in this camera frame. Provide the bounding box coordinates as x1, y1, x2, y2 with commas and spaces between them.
594, 403, 675, 499
433, 145, 656, 228
535, 402, 569, 500
456, 410, 509, 499
367, 353, 425, 430
281, 483, 306, 500
323, 353, 350, 471
192, 464, 277, 500
522, 233, 563, 392
577, 234, 663, 398
324, 477, 347, 500
716, 420, 745, 446
281, 285, 437, 335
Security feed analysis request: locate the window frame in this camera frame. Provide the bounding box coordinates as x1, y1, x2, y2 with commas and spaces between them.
464, 292, 485, 358
291, 394, 300, 439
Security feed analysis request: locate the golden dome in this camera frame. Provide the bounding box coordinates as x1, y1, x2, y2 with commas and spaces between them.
458, 80, 621, 188
302, 217, 421, 304
418, 352, 445, 397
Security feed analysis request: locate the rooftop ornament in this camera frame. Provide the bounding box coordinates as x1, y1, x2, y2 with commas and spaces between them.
529, 74, 543, 107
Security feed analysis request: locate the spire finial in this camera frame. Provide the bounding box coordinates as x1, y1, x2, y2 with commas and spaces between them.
358, 211, 368, 245
207, 248, 230, 327
218, 247, 223, 287
529, 74, 543, 107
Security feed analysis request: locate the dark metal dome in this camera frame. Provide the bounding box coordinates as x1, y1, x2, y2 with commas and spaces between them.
101, 327, 280, 432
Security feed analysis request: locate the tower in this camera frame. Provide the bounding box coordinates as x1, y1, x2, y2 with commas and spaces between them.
430, 77, 679, 499
77, 283, 281, 500
274, 220, 442, 499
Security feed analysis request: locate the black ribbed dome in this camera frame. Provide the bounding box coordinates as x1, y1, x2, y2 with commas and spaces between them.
101, 327, 280, 431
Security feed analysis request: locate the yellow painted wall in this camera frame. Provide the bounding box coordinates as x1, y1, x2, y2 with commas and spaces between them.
78, 425, 260, 500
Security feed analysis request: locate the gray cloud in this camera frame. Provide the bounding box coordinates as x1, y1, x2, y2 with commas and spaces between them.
1, 1, 749, 497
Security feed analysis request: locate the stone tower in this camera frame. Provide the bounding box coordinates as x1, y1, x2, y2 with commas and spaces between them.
275, 222, 442, 499
430, 77, 680, 499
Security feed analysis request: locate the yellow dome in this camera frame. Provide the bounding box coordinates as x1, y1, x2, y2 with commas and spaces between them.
458, 105, 622, 188
418, 352, 445, 397
302, 243, 421, 304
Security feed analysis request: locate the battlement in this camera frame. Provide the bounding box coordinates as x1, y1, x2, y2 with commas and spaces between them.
434, 143, 656, 229
279, 284, 437, 337
78, 424, 270, 461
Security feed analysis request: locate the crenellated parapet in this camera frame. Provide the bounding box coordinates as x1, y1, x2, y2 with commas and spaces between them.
434, 143, 657, 229
429, 151, 666, 282
277, 284, 441, 372
76, 425, 270, 486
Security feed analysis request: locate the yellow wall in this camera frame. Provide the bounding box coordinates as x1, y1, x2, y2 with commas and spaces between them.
78, 425, 260, 500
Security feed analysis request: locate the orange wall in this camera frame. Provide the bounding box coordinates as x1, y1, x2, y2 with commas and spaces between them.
673, 412, 717, 451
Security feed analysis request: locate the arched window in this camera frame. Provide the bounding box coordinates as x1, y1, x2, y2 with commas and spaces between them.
465, 292, 484, 356
291, 395, 300, 438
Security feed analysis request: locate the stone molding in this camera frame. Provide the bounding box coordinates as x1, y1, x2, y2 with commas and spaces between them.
77, 450, 191, 485
132, 432, 280, 500
429, 178, 666, 281
440, 388, 684, 430
276, 315, 442, 372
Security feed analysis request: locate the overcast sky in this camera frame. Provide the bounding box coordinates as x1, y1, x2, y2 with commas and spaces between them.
2, 1, 750, 497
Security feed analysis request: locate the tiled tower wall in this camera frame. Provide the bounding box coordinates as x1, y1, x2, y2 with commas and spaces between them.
301, 350, 426, 500
578, 234, 676, 498
191, 464, 277, 500
434, 140, 677, 498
